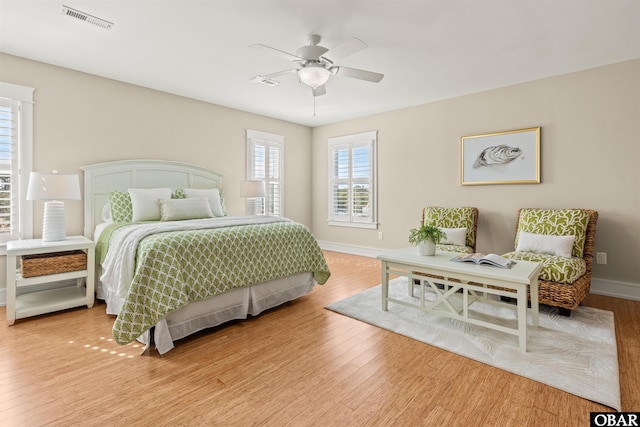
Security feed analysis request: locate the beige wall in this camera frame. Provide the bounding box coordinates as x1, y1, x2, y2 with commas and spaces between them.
311, 59, 640, 284
1, 53, 638, 288
0, 53, 312, 288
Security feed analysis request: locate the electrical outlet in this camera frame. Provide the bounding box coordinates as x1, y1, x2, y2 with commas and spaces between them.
596, 252, 607, 265
378, 231, 383, 240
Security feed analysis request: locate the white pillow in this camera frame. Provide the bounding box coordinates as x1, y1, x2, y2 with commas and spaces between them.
101, 203, 112, 222
183, 188, 225, 217
439, 227, 467, 246
516, 231, 576, 258
158, 198, 213, 221
128, 188, 172, 221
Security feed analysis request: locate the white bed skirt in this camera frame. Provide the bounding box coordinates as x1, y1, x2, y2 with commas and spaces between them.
98, 271, 315, 354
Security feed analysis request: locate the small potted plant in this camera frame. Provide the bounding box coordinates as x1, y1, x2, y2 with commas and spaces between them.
408, 222, 447, 256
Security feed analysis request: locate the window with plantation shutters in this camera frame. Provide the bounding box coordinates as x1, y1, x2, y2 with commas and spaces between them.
0, 82, 34, 246
246, 130, 284, 216
328, 131, 377, 229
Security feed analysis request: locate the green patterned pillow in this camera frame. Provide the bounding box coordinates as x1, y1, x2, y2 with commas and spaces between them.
503, 251, 587, 284
515, 209, 590, 258
423, 207, 475, 248
109, 191, 133, 223
173, 188, 186, 199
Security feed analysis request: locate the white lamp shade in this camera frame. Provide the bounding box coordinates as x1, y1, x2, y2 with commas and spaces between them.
240, 180, 265, 198
27, 172, 81, 201
298, 65, 331, 89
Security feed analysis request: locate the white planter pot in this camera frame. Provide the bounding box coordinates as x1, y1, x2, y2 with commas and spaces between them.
417, 240, 436, 256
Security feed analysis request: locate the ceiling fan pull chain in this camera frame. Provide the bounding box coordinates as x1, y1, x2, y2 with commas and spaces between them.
313, 95, 316, 117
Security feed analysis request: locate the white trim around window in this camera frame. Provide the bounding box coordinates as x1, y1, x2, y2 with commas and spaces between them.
0, 82, 34, 253
246, 129, 284, 216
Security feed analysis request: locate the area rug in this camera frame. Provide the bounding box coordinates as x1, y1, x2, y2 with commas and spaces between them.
325, 276, 621, 411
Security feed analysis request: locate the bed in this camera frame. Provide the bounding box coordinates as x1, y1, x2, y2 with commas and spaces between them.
81, 159, 330, 355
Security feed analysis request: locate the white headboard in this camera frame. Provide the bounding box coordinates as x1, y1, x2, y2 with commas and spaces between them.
80, 159, 224, 238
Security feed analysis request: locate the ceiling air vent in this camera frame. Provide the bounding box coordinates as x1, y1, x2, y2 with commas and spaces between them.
61, 5, 114, 30
249, 76, 279, 87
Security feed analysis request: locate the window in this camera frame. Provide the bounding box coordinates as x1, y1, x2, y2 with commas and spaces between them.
246, 130, 284, 216
0, 82, 34, 247
328, 131, 377, 229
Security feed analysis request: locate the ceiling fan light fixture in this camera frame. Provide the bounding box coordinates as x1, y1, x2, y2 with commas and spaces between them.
298, 65, 331, 89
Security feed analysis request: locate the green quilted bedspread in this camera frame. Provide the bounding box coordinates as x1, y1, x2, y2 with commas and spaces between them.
106, 219, 330, 345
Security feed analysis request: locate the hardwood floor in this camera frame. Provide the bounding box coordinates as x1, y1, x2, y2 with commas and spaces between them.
1, 250, 638, 426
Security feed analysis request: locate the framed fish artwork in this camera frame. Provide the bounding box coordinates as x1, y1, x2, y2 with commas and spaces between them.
460, 127, 540, 185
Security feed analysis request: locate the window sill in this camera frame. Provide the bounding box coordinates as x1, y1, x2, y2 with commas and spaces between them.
328, 221, 377, 230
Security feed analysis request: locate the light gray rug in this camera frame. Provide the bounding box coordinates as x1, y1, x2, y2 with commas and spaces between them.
326, 276, 621, 411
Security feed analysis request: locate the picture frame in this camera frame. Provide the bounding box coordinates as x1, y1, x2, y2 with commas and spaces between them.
460, 127, 540, 185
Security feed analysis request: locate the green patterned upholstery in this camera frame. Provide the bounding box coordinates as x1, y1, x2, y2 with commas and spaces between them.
109, 191, 133, 223
500, 208, 598, 314
436, 243, 473, 254
514, 208, 590, 258
503, 251, 586, 284
423, 207, 478, 251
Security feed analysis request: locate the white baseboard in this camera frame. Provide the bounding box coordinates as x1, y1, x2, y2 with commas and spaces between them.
590, 277, 640, 301
317, 240, 386, 259
318, 240, 640, 302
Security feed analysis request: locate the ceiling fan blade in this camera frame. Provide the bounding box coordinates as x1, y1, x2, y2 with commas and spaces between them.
313, 84, 327, 97
332, 66, 384, 83
250, 44, 304, 62
321, 37, 367, 63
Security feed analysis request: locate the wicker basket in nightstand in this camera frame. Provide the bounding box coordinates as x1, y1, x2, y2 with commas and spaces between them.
20, 250, 87, 278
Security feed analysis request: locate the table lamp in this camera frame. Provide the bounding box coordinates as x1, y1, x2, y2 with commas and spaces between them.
240, 180, 265, 215
27, 171, 81, 242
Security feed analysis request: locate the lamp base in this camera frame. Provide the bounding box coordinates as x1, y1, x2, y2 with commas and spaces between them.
42, 200, 67, 242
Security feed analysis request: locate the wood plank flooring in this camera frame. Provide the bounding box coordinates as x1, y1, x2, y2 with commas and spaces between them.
0, 251, 638, 426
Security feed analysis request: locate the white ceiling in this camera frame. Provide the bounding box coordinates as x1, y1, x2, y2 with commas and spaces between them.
1, 1, 639, 127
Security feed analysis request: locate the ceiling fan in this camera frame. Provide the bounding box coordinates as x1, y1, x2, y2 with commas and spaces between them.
250, 34, 384, 97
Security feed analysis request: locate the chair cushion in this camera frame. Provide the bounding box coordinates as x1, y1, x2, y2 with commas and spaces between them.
437, 244, 473, 254
515, 209, 590, 258
503, 251, 587, 284
424, 207, 476, 249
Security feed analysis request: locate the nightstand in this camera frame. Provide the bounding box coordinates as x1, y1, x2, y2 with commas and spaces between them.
6, 236, 95, 325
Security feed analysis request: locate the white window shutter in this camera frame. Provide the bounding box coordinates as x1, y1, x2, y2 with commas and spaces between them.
328, 131, 377, 229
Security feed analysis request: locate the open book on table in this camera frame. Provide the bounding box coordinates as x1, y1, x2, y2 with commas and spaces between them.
450, 253, 515, 269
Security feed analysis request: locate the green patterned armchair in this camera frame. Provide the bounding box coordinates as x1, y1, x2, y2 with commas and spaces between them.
501, 208, 598, 316
413, 207, 479, 290
422, 206, 479, 253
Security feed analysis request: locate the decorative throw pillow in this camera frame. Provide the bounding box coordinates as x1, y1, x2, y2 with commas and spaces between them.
516, 231, 575, 258
109, 191, 133, 223
128, 188, 172, 222
438, 227, 467, 247
158, 198, 213, 221
515, 209, 590, 258
182, 188, 225, 217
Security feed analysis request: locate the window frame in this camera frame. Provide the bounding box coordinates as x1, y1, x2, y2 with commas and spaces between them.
327, 130, 377, 229
0, 82, 34, 252
246, 129, 284, 216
